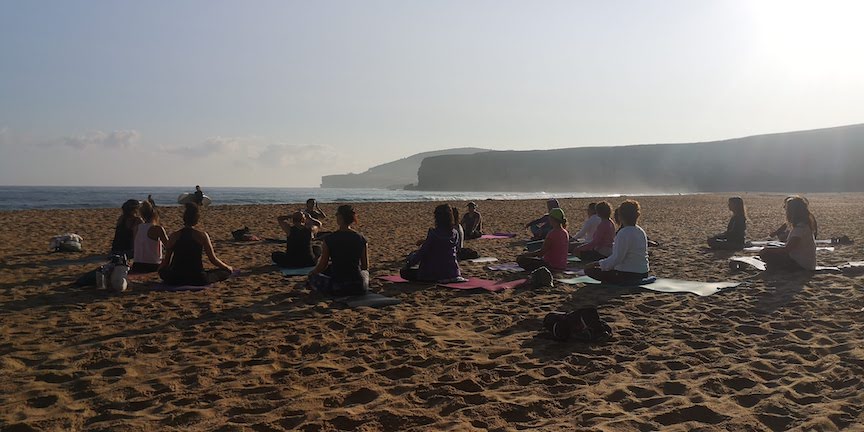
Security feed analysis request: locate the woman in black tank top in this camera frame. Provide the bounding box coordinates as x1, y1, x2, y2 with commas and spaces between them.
111, 199, 143, 257
159, 204, 233, 286
272, 211, 317, 268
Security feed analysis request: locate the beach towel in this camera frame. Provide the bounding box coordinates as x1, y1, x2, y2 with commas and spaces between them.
438, 278, 527, 292
333, 293, 401, 308
280, 266, 315, 276
467, 257, 499, 263
480, 233, 517, 239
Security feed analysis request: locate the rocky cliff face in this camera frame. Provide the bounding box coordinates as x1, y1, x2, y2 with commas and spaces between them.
416, 124, 864, 193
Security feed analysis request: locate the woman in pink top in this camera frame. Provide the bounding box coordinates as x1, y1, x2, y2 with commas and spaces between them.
517, 208, 569, 272
574, 201, 615, 262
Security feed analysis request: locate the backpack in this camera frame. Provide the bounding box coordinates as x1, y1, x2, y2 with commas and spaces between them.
456, 247, 480, 261
528, 266, 554, 288
543, 308, 613, 343
232, 226, 260, 241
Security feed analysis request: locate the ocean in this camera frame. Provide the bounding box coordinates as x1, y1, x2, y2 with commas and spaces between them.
0, 186, 619, 211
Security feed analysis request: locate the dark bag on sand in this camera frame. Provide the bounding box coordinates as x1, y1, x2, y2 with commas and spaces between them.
543, 308, 613, 343
232, 226, 259, 241
456, 248, 480, 261
529, 267, 554, 288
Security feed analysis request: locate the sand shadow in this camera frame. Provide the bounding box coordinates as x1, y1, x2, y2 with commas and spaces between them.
0, 254, 107, 271
751, 271, 811, 315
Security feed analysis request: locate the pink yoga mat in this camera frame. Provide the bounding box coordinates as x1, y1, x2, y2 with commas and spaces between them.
377, 275, 409, 283
439, 278, 527, 292
479, 233, 517, 239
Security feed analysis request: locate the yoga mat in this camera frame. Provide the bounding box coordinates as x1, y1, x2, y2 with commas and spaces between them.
377, 274, 409, 283
468, 257, 499, 263
439, 278, 527, 292
748, 240, 785, 247
333, 293, 401, 308
557, 275, 602, 285
152, 283, 212, 292
744, 246, 835, 253
488, 262, 524, 272
730, 256, 767, 271
280, 267, 315, 276
480, 233, 517, 239
840, 261, 864, 269
639, 278, 740, 297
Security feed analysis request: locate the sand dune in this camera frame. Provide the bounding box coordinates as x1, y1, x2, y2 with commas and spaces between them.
1, 194, 863, 431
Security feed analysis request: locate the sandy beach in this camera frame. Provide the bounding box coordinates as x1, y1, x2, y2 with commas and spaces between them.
1, 193, 863, 431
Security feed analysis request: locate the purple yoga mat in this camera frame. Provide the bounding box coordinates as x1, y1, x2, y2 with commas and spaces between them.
151, 283, 212, 292
439, 278, 527, 292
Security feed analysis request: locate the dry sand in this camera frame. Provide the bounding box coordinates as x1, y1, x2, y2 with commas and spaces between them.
1, 194, 863, 431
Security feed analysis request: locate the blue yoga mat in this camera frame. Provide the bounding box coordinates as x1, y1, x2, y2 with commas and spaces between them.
280, 267, 315, 276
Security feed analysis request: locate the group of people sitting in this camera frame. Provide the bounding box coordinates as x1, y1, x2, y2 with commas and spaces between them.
520, 199, 650, 285
707, 195, 823, 272
108, 192, 832, 294
110, 198, 233, 286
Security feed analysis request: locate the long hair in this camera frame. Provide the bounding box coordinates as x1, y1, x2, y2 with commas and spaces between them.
434, 204, 455, 230
140, 200, 159, 224
117, 199, 141, 228
183, 203, 201, 227
451, 207, 460, 226
785, 197, 815, 231
729, 196, 746, 219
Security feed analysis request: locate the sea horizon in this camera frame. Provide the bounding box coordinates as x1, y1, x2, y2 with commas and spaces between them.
0, 185, 689, 211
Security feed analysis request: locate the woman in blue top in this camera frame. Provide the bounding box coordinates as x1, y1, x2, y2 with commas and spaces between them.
401, 204, 462, 282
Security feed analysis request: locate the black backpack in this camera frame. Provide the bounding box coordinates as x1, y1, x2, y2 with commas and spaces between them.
543, 308, 613, 343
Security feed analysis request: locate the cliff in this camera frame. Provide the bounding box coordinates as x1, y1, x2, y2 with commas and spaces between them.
321, 147, 488, 188
415, 124, 864, 193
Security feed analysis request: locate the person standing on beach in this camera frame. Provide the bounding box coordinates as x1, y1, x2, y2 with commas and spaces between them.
193, 185, 204, 206
707, 197, 747, 250
159, 203, 233, 286
759, 197, 817, 271
461, 202, 483, 240
517, 207, 569, 272
586, 201, 650, 285
308, 205, 369, 296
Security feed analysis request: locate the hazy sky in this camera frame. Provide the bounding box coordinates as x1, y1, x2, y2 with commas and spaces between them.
1, 0, 862, 187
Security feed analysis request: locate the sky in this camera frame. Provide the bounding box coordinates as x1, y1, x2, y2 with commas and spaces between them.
1, 0, 863, 187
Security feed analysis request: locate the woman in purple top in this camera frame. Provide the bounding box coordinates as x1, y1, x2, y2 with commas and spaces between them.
401, 204, 462, 282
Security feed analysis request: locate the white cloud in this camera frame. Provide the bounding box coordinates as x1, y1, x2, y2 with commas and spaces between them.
60, 130, 141, 149
164, 136, 345, 168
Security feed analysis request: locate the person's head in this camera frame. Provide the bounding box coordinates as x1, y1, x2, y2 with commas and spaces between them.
451, 206, 460, 225
548, 207, 567, 229
546, 198, 560, 212
140, 200, 159, 224
335, 205, 357, 228
467, 202, 477, 212
291, 211, 306, 226
595, 201, 612, 220
183, 203, 201, 227
587, 202, 597, 216
306, 198, 316, 210
121, 199, 141, 219
195, 185, 201, 192
618, 200, 641, 226
434, 204, 455, 230
785, 196, 813, 230
613, 207, 620, 226
728, 196, 746, 218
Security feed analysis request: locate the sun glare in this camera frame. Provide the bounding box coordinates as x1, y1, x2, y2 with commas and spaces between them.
746, 0, 864, 80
